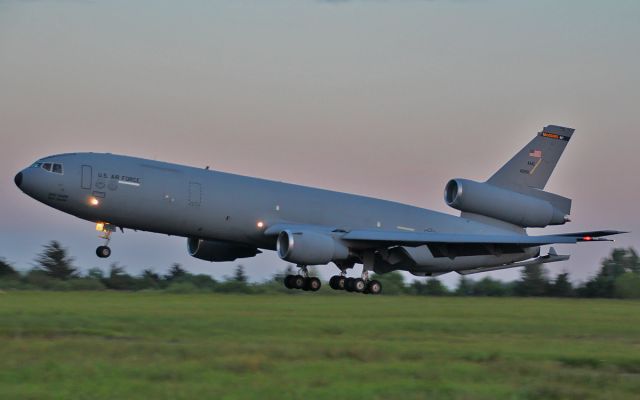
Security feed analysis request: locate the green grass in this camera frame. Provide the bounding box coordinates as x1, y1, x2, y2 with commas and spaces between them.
1, 292, 639, 399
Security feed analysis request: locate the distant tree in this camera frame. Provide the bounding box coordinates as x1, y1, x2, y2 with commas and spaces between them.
142, 269, 161, 282
455, 276, 474, 296
411, 278, 449, 296
614, 273, 640, 299
0, 258, 17, 277
102, 263, 137, 290
34, 241, 77, 280
86, 267, 104, 280
548, 272, 573, 297
189, 274, 218, 290
472, 277, 510, 297
138, 268, 162, 289
602, 248, 639, 276
514, 264, 549, 296
370, 271, 406, 295
164, 263, 188, 281
233, 265, 248, 283
425, 278, 449, 296
579, 248, 639, 298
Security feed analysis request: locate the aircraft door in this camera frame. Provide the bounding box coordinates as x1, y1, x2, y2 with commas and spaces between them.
81, 165, 92, 189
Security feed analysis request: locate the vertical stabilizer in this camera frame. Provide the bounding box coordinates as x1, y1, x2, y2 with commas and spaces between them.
487, 125, 574, 190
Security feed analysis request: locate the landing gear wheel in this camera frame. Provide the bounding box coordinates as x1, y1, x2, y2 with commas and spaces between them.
367, 280, 382, 295
292, 275, 306, 290
284, 275, 295, 289
329, 275, 345, 290
353, 278, 366, 293
329, 275, 340, 290
96, 246, 111, 258
305, 277, 321, 292
345, 277, 355, 292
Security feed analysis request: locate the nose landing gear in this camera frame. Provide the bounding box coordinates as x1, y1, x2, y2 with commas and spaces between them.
96, 245, 111, 258
95, 222, 116, 258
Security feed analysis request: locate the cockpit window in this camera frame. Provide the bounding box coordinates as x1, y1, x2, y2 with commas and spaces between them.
36, 161, 64, 174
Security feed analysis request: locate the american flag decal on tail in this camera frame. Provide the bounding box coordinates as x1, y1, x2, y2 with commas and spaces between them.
529, 149, 542, 158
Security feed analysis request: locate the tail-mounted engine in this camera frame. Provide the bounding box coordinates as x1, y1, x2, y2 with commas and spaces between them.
444, 179, 570, 228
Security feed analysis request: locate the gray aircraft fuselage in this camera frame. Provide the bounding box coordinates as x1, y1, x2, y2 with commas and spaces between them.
15, 152, 535, 273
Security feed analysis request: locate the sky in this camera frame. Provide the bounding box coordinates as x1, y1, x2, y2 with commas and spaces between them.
1, 0, 638, 287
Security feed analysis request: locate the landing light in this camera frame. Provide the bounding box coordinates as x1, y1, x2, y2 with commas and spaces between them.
89, 197, 100, 206
257, 221, 265, 229
96, 222, 105, 232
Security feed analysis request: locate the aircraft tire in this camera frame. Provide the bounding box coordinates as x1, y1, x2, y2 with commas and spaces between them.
96, 246, 111, 258
309, 277, 321, 291
353, 278, 366, 292
329, 275, 341, 290
336, 276, 346, 290
345, 277, 356, 292
284, 275, 295, 289
292, 275, 306, 290
367, 280, 382, 295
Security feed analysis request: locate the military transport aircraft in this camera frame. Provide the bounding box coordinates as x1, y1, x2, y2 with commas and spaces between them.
14, 125, 624, 294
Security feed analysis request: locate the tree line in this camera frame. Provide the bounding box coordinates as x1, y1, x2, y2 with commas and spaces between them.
1, 241, 639, 298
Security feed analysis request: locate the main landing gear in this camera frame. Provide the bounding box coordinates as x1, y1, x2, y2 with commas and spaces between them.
95, 222, 116, 258
328, 269, 382, 295
282, 265, 382, 295
284, 265, 322, 292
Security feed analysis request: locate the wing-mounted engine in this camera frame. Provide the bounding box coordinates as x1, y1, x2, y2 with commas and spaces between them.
277, 229, 351, 265
188, 238, 261, 262
444, 179, 571, 228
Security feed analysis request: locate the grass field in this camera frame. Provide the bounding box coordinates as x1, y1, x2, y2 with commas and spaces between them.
0, 292, 639, 400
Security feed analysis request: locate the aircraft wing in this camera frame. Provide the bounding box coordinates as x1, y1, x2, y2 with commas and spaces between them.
265, 223, 625, 248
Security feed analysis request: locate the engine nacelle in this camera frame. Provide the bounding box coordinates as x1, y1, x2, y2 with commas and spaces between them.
277, 230, 350, 265
444, 179, 568, 227
187, 238, 260, 262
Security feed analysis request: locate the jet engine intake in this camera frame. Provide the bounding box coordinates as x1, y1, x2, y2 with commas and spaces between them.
277, 229, 350, 265
188, 238, 260, 262
445, 179, 568, 227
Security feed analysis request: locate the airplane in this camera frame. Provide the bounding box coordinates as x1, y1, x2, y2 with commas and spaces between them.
14, 125, 625, 294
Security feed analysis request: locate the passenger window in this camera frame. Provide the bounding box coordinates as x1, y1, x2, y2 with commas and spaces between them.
43, 163, 52, 171
52, 164, 63, 174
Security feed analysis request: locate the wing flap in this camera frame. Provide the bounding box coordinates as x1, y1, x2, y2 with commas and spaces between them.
457, 247, 571, 275
340, 229, 625, 247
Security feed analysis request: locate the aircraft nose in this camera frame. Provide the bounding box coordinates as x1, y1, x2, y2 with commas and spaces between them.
14, 171, 23, 188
